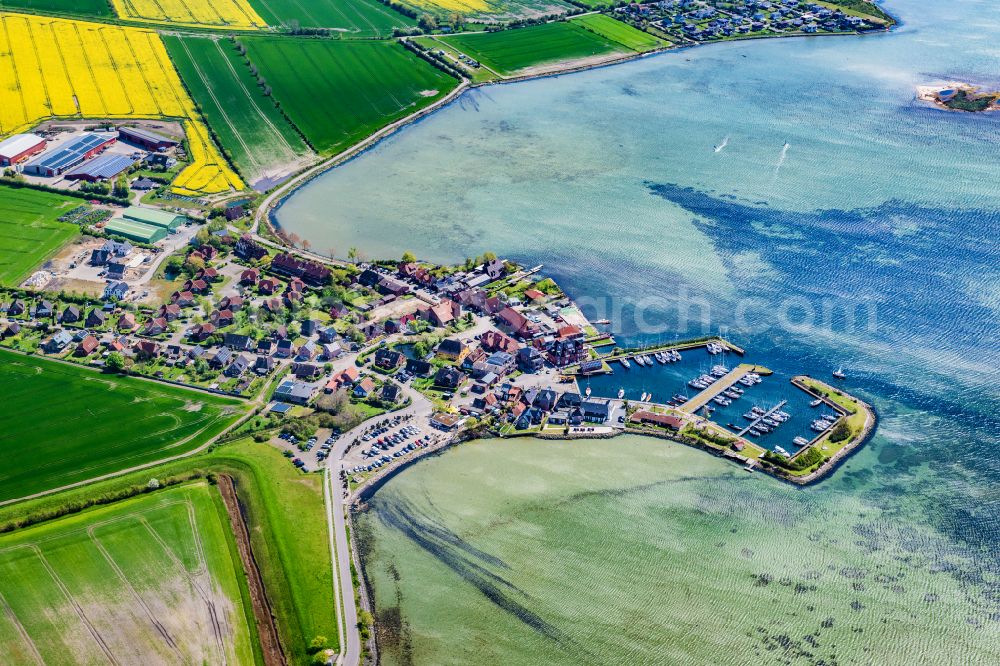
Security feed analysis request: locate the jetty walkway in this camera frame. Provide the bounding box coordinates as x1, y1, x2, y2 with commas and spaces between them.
680, 363, 770, 414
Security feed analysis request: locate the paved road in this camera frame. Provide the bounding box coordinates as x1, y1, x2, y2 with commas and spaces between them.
323, 381, 434, 666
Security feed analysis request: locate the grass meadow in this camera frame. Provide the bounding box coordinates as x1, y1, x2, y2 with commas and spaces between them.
165, 35, 311, 182
0, 186, 78, 286
248, 0, 415, 37
570, 14, 667, 52
0, 482, 259, 664
0, 437, 338, 662
438, 21, 629, 76
0, 350, 245, 503
243, 37, 458, 154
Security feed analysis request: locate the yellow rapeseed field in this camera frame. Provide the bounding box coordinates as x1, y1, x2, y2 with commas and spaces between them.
110, 0, 266, 30
0, 13, 242, 195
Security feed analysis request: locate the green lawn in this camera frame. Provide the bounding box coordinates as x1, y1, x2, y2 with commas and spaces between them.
248, 0, 415, 36
0, 438, 339, 663
0, 482, 259, 664
0, 349, 246, 503
0, 186, 79, 286
570, 14, 667, 52
439, 21, 629, 76
0, 0, 112, 17
164, 35, 311, 183
242, 37, 459, 154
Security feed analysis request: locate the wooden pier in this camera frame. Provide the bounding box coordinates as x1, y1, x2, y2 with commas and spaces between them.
680, 364, 770, 414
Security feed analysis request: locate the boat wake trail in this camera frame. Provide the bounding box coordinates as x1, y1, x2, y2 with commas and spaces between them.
714, 135, 729, 153
773, 142, 790, 176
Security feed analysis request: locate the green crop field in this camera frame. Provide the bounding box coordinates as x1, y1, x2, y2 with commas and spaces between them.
570, 14, 667, 52
0, 186, 79, 287
0, 437, 338, 663
439, 21, 629, 76
248, 0, 415, 36
164, 35, 312, 184
0, 0, 113, 17
243, 37, 458, 154
0, 482, 258, 664
0, 350, 246, 503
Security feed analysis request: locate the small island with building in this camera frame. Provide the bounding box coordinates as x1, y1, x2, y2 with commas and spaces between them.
917, 83, 1000, 113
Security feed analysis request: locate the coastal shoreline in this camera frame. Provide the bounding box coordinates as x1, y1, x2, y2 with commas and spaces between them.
254, 22, 897, 246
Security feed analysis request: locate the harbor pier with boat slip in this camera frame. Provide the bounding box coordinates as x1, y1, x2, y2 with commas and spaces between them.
681, 363, 773, 414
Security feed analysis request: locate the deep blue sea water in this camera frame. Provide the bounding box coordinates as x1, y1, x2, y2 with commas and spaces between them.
277, 0, 1000, 661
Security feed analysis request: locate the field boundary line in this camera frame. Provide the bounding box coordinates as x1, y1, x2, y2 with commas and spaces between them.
0, 590, 45, 665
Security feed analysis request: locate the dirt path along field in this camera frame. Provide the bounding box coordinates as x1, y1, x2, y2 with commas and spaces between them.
217, 475, 286, 666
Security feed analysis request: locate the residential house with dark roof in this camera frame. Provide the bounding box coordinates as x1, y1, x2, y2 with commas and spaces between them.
405, 358, 432, 377
235, 234, 268, 261
225, 354, 250, 378
1, 321, 21, 339
434, 366, 466, 389
254, 354, 275, 374
209, 346, 233, 368
85, 308, 107, 328
224, 333, 254, 351
35, 300, 54, 318
581, 398, 611, 422
517, 346, 544, 372
534, 389, 560, 412
380, 383, 401, 403
61, 304, 81, 323
275, 339, 293, 358
292, 363, 320, 379
374, 348, 404, 370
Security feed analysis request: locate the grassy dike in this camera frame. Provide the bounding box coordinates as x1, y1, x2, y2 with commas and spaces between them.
0, 438, 337, 665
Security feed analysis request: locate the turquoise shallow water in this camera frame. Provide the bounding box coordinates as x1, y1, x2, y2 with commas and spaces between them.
277, 0, 1000, 662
